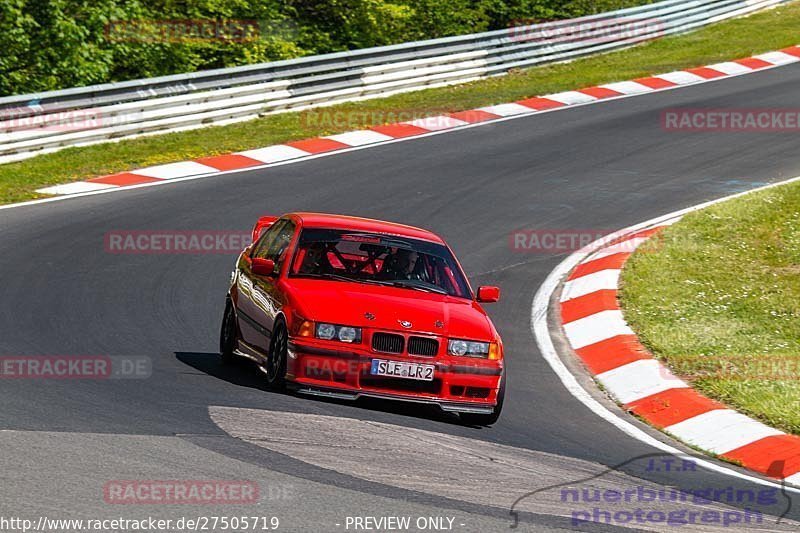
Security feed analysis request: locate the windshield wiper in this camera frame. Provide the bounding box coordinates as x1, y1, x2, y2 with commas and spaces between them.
389, 279, 448, 294
293, 272, 356, 283
294, 272, 387, 286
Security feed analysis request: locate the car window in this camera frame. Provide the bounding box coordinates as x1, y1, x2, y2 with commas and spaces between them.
252, 219, 287, 259
289, 229, 471, 299
254, 219, 296, 267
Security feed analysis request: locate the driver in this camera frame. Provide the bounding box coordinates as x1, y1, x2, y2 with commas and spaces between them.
301, 242, 332, 274
382, 249, 423, 281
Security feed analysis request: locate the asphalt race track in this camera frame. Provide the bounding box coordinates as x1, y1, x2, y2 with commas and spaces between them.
2, 63, 800, 531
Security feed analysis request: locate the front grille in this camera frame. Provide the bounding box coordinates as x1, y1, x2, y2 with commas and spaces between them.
408, 336, 438, 356
372, 332, 404, 354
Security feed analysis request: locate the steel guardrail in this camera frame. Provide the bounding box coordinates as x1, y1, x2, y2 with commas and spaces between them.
0, 0, 788, 163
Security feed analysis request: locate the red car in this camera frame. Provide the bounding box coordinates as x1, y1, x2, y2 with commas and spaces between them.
220, 213, 505, 425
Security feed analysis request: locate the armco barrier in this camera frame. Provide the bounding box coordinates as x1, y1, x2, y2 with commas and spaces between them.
0, 0, 789, 164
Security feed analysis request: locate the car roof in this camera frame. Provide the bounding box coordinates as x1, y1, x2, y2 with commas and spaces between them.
289, 213, 445, 244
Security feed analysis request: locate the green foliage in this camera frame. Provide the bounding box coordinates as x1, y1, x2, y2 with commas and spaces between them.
290, 0, 415, 51
393, 0, 490, 40
0, 0, 654, 96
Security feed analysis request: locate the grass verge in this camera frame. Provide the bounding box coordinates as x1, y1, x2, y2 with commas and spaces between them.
4, 1, 800, 205
620, 180, 800, 435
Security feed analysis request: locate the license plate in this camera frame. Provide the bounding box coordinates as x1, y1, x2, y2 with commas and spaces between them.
370, 359, 435, 381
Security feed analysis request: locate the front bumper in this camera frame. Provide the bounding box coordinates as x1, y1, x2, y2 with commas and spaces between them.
286, 338, 502, 413
289, 385, 497, 414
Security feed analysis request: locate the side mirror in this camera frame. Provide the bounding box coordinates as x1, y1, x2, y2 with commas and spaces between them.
477, 286, 500, 303
252, 215, 279, 243
252, 258, 276, 277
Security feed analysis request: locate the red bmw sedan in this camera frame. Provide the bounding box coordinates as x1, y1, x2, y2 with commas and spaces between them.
220, 213, 505, 425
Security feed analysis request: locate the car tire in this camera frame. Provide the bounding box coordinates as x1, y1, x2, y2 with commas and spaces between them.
460, 376, 505, 426
265, 318, 288, 390
219, 300, 238, 365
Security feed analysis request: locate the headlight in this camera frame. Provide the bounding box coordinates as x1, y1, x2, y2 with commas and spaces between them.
448, 339, 490, 357
337, 326, 359, 343
315, 323, 361, 343
316, 323, 336, 340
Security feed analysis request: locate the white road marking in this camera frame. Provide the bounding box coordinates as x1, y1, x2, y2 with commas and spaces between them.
477, 103, 532, 116
543, 91, 597, 105
560, 269, 620, 302
706, 62, 753, 75
563, 310, 633, 349
404, 115, 468, 131
237, 144, 310, 163
665, 410, 784, 455
600, 81, 654, 95
325, 130, 394, 146
35, 181, 117, 195
587, 236, 650, 260
786, 472, 800, 486
134, 161, 218, 180
597, 359, 687, 404
753, 51, 799, 65
657, 71, 706, 84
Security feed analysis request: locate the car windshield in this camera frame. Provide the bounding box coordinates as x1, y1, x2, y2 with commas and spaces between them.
290, 229, 472, 299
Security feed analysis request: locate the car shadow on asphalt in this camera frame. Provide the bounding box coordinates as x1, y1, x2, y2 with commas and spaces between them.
176, 351, 271, 392
175, 351, 465, 426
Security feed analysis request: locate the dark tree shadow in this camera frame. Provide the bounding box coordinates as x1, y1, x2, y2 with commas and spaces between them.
174, 351, 464, 425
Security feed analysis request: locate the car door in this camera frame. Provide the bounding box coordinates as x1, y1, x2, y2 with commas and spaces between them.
236, 218, 297, 355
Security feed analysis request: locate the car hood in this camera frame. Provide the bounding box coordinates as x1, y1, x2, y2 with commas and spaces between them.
285, 279, 494, 339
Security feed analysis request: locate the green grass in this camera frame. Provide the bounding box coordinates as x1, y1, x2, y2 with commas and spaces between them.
620, 180, 800, 435
4, 1, 800, 205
